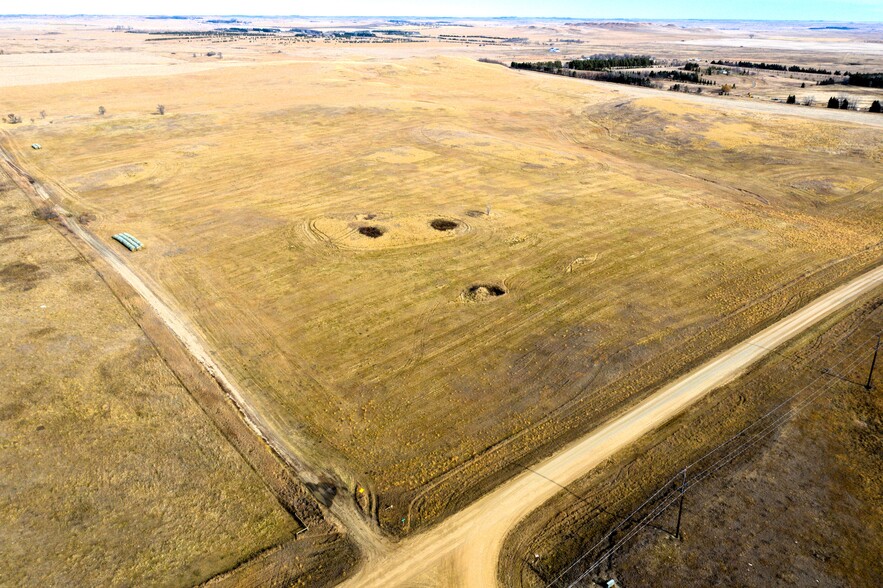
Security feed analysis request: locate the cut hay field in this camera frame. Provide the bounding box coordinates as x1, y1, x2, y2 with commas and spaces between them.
0, 170, 300, 585
3, 55, 882, 535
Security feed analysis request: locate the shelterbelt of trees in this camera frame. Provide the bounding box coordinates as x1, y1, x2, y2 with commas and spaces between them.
509, 60, 714, 89
710, 59, 834, 75
510, 54, 653, 73
710, 60, 883, 88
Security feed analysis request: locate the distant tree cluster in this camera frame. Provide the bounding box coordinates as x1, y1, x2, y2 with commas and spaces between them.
669, 83, 704, 94
510, 55, 664, 90
710, 59, 832, 75
518, 64, 663, 88
510, 60, 563, 73
568, 55, 654, 70
786, 95, 797, 104
648, 70, 714, 85
847, 73, 883, 88
587, 71, 658, 88
683, 62, 701, 71
827, 97, 853, 109
871, 100, 882, 113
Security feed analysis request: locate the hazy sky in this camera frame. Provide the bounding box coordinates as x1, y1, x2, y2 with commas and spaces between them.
10, 1, 883, 21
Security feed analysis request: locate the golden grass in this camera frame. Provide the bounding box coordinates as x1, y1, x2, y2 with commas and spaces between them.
0, 175, 298, 586
3, 55, 882, 532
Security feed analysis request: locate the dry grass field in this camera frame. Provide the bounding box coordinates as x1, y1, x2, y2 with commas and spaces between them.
0, 170, 300, 586
502, 286, 883, 588
4, 42, 881, 540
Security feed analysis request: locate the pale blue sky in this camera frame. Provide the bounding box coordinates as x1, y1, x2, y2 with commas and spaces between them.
9, 1, 883, 21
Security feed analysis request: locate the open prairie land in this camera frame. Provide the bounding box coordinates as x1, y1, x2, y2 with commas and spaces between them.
0, 169, 300, 586
4, 46, 881, 540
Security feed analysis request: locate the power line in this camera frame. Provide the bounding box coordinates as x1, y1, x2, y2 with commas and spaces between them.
544, 328, 881, 588
568, 336, 877, 585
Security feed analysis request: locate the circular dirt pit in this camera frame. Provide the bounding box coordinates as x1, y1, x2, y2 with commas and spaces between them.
358, 226, 385, 238
430, 219, 459, 232
463, 283, 507, 302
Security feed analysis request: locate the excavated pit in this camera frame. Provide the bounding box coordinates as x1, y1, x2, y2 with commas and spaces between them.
358, 226, 385, 238
430, 219, 459, 231
463, 283, 507, 302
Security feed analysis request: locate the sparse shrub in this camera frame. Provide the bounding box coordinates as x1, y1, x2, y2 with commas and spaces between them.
32, 205, 58, 221
77, 211, 97, 225
98, 106, 106, 115
802, 96, 816, 106
39, 110, 46, 119
720, 84, 733, 95
156, 104, 165, 115
7, 113, 22, 124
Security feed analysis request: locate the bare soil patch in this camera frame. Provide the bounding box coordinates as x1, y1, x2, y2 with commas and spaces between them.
430, 219, 460, 231
358, 226, 385, 238
0, 261, 46, 291
463, 283, 507, 302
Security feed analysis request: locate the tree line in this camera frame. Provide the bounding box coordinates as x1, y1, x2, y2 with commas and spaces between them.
710, 59, 833, 75
648, 70, 714, 85
824, 97, 883, 112
567, 55, 654, 70
847, 73, 883, 88
511, 55, 655, 73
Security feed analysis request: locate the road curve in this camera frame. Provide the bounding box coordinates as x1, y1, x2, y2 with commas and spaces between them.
340, 261, 883, 588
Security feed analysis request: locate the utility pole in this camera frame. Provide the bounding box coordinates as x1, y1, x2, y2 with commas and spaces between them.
866, 336, 880, 391
674, 468, 687, 539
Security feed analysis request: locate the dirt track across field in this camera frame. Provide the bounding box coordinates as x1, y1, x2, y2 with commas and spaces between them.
340, 261, 883, 587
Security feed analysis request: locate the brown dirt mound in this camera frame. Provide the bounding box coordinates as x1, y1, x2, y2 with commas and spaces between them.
430, 219, 459, 231
358, 226, 385, 238
463, 283, 507, 302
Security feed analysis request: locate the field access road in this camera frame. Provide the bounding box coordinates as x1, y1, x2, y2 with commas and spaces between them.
341, 261, 883, 587
513, 68, 883, 129
0, 142, 389, 561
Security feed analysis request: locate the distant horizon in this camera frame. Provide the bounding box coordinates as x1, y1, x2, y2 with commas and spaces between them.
2, 14, 882, 24
7, 1, 883, 22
